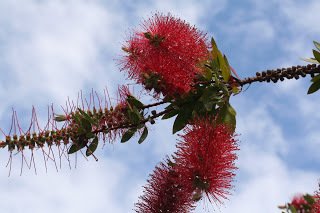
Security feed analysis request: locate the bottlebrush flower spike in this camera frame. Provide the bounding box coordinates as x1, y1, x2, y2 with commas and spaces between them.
135, 158, 196, 213
119, 13, 210, 96
313, 185, 320, 213
290, 194, 309, 211
174, 116, 239, 204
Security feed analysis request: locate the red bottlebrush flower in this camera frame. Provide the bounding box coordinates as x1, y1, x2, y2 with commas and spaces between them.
290, 194, 308, 211
119, 13, 209, 96
174, 116, 239, 204
135, 159, 196, 213
313, 185, 320, 213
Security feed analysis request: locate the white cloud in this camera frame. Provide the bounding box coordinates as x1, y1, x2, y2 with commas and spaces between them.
0, 0, 127, 111
133, 0, 227, 29
282, 1, 320, 34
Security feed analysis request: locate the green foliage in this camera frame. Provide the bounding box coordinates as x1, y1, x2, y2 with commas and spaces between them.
126, 95, 144, 109
301, 41, 320, 94
121, 128, 138, 143
308, 76, 320, 94
78, 108, 98, 127
86, 136, 98, 156
138, 126, 148, 144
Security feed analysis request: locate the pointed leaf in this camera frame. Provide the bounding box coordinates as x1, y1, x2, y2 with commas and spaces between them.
86, 133, 95, 139
77, 127, 86, 134
81, 117, 92, 133
300, 58, 320, 64
232, 87, 240, 94
138, 127, 148, 144
314, 41, 320, 52
219, 82, 229, 95
217, 102, 236, 129
227, 102, 237, 116
162, 109, 179, 120
205, 67, 213, 81
71, 113, 81, 124
199, 86, 219, 101
173, 105, 194, 134
128, 111, 140, 124
289, 205, 298, 213
86, 137, 98, 156
311, 74, 320, 82
103, 129, 110, 134
68, 144, 78, 154
121, 128, 137, 143
223, 55, 232, 82
203, 100, 215, 111
211, 37, 218, 48
78, 108, 98, 127
313, 49, 320, 63
68, 143, 85, 154
217, 52, 230, 82
54, 114, 68, 122
308, 79, 320, 94
127, 95, 144, 108
304, 194, 315, 205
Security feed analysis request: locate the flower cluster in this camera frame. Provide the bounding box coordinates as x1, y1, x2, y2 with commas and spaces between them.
313, 185, 320, 213
119, 13, 209, 96
175, 117, 239, 203
135, 159, 196, 213
135, 116, 239, 211
290, 194, 309, 211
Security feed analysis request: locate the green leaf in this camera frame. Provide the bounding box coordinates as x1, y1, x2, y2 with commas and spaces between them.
217, 51, 230, 83
128, 111, 141, 124
54, 114, 68, 122
103, 129, 110, 134
162, 109, 179, 120
219, 82, 229, 95
308, 78, 320, 94
313, 49, 320, 63
133, 106, 142, 118
289, 205, 298, 213
199, 86, 219, 101
314, 41, 320, 52
71, 113, 81, 124
222, 55, 231, 82
311, 74, 320, 82
86, 133, 95, 139
121, 128, 137, 143
300, 58, 320, 64
68, 143, 85, 154
127, 95, 144, 108
227, 102, 237, 116
77, 127, 86, 134
203, 100, 215, 111
68, 144, 79, 154
210, 38, 220, 68
232, 87, 240, 94
163, 95, 173, 102
81, 117, 92, 133
204, 67, 213, 81
211, 37, 218, 49
173, 105, 194, 134
304, 194, 315, 205
138, 127, 148, 144
86, 137, 99, 156
217, 102, 236, 128
78, 108, 98, 127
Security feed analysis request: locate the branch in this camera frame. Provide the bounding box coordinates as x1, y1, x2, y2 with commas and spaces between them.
237, 64, 320, 86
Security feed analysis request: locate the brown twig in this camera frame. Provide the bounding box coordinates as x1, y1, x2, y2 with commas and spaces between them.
237, 64, 320, 86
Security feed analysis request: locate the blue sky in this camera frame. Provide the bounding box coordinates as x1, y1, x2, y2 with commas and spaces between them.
1, 0, 320, 212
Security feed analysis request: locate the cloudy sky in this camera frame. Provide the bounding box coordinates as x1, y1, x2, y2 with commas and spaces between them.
1, 0, 320, 212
